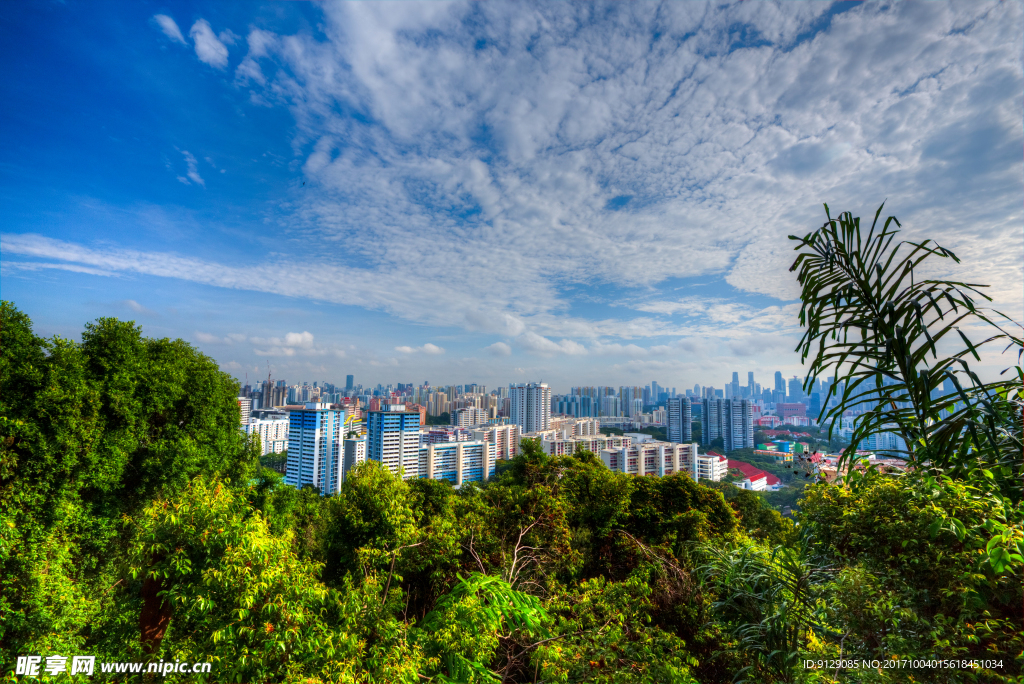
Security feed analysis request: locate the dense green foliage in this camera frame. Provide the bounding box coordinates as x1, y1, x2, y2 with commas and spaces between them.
2, 201, 1021, 684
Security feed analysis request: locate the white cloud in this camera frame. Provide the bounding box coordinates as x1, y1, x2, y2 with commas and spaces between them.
12, 2, 1024, 388
517, 332, 588, 357
190, 19, 229, 69
195, 331, 226, 344
238, 0, 1018, 324
485, 341, 512, 357
284, 331, 314, 347
153, 14, 186, 44
218, 29, 240, 46
396, 343, 446, 355
1, 261, 117, 278
122, 299, 155, 315
176, 151, 205, 187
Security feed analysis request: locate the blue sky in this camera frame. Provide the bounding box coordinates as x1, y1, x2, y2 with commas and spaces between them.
2, 0, 1021, 392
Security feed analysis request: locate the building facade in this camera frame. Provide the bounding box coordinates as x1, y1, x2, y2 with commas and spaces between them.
284, 403, 344, 494
692, 452, 728, 481
510, 382, 551, 433
539, 434, 630, 457
471, 424, 520, 460
367, 405, 422, 480
724, 399, 754, 451
455, 407, 489, 428
238, 397, 251, 425
599, 441, 705, 479
702, 398, 753, 451
701, 398, 724, 446
418, 440, 497, 485
342, 435, 367, 482
666, 397, 692, 443
245, 417, 289, 455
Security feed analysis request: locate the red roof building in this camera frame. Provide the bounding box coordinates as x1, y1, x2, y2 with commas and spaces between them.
728, 459, 781, 487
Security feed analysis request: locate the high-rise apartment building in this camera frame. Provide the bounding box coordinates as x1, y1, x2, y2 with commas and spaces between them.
510, 383, 551, 433
342, 435, 366, 482
666, 397, 693, 443
723, 399, 754, 452
471, 424, 520, 460
237, 397, 251, 425
629, 397, 644, 418
600, 395, 620, 417
702, 398, 753, 451
245, 417, 289, 455
599, 441, 709, 479
701, 398, 724, 446
284, 403, 344, 495
419, 440, 496, 484
455, 407, 489, 428
367, 404, 421, 480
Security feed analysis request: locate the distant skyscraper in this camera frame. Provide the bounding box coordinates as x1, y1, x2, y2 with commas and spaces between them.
666, 397, 692, 443
809, 392, 822, 420
724, 399, 754, 452
775, 371, 785, 395
367, 404, 421, 480
510, 383, 552, 433
346, 374, 354, 391
747, 372, 755, 393
788, 376, 805, 402
630, 398, 643, 417
701, 398, 724, 446
600, 395, 620, 418
731, 372, 740, 399
285, 403, 344, 494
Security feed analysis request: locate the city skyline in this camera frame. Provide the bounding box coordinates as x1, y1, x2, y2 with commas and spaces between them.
2, 1, 1020, 390
234, 370, 810, 400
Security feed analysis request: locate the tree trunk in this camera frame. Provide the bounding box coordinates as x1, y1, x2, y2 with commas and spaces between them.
140, 572, 172, 655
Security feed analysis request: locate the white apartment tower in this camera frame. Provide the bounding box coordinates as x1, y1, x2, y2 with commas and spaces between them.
237, 397, 251, 425
510, 383, 551, 433
245, 417, 289, 455
342, 435, 367, 482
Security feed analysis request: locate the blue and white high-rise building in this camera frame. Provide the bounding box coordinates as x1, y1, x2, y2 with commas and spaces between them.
285, 403, 344, 494
367, 404, 421, 479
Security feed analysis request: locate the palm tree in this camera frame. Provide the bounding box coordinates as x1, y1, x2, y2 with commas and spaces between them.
788, 203, 1022, 499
